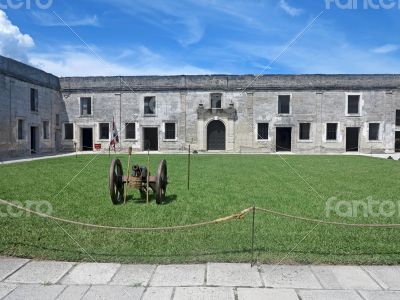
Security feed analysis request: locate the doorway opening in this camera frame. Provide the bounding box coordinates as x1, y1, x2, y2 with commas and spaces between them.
81, 128, 93, 151
276, 127, 292, 152
207, 120, 226, 150
143, 127, 158, 151
346, 127, 360, 152
30, 126, 38, 154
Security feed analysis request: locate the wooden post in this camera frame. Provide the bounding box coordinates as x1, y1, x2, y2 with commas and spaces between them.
146, 148, 150, 204
251, 205, 256, 267
74, 142, 77, 159
187, 145, 191, 190
124, 147, 132, 204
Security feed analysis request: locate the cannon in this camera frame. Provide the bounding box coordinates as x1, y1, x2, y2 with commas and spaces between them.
108, 148, 167, 205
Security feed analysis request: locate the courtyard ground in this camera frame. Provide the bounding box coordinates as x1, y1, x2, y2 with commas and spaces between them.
0, 154, 400, 264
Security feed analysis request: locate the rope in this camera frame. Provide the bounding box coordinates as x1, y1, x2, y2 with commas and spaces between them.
256, 207, 400, 228
0, 199, 252, 232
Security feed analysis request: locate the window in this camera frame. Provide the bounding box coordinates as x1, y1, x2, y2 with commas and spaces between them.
278, 95, 290, 114
369, 123, 380, 141
64, 123, 73, 140
43, 121, 49, 140
56, 114, 60, 127
347, 95, 360, 114
326, 123, 338, 141
125, 123, 136, 139
165, 123, 176, 140
211, 93, 222, 109
17, 119, 25, 140
257, 123, 269, 140
299, 123, 311, 140
80, 97, 92, 115
30, 88, 38, 112
99, 123, 110, 140
144, 96, 156, 115
396, 110, 400, 126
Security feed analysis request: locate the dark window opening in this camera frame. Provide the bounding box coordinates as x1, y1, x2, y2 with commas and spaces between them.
257, 123, 269, 140
80, 97, 92, 115
369, 123, 380, 141
125, 123, 136, 139
144, 96, 156, 115
18, 119, 24, 140
348, 95, 360, 114
326, 123, 338, 140
396, 132, 400, 152
30, 88, 38, 112
165, 123, 176, 140
56, 114, 60, 127
211, 93, 222, 109
64, 123, 73, 140
99, 123, 109, 140
299, 123, 311, 140
396, 110, 400, 126
43, 121, 49, 140
278, 95, 290, 114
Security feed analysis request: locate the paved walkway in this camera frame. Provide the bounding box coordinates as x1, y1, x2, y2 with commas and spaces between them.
1, 258, 400, 299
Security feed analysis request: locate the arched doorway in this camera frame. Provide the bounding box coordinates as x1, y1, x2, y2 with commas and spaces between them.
207, 120, 226, 150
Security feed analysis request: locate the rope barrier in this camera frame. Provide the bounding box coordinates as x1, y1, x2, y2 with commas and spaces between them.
256, 207, 400, 228
0, 199, 252, 232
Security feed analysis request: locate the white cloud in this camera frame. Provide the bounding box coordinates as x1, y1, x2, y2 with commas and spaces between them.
279, 0, 303, 16
372, 44, 400, 54
30, 46, 214, 76
0, 9, 34, 63
32, 12, 99, 27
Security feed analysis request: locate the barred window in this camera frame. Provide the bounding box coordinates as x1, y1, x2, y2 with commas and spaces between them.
326, 123, 338, 140
17, 119, 25, 140
165, 123, 176, 140
211, 93, 222, 109
125, 123, 136, 139
144, 96, 156, 115
64, 123, 73, 140
369, 123, 380, 141
299, 123, 311, 140
257, 123, 269, 140
278, 95, 290, 114
347, 95, 360, 114
99, 123, 110, 140
43, 121, 50, 140
80, 97, 92, 115
30, 88, 38, 112
396, 110, 400, 126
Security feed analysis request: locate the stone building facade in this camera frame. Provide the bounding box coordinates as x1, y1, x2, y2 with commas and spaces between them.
1, 54, 400, 158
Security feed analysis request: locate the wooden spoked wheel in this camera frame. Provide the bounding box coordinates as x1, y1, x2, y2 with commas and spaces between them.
155, 160, 167, 204
109, 159, 124, 205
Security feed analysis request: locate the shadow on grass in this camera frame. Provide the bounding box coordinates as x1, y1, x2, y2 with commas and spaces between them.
122, 194, 177, 205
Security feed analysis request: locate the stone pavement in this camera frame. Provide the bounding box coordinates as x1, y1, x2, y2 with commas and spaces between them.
1, 258, 400, 299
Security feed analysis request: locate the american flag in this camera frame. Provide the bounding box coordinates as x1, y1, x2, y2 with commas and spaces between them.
110, 117, 119, 151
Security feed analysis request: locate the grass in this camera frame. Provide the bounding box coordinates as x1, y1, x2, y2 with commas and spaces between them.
0, 154, 400, 265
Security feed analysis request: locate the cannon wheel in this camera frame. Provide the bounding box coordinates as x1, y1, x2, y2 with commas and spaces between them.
155, 160, 167, 204
109, 159, 124, 205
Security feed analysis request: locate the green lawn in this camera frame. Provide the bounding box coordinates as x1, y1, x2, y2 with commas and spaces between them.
0, 154, 400, 265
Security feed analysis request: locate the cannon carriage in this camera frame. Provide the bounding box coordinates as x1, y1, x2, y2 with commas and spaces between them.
108, 148, 167, 205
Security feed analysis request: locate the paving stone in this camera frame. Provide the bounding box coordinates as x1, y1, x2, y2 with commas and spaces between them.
207, 263, 262, 287
359, 290, 400, 300
5, 261, 74, 284
311, 266, 381, 290
61, 263, 121, 285
0, 283, 17, 299
0, 258, 29, 281
109, 264, 156, 286
298, 289, 363, 300
4, 284, 65, 300
82, 286, 144, 300
237, 288, 298, 300
174, 287, 234, 300
363, 266, 400, 290
150, 265, 205, 287
261, 265, 322, 289
56, 285, 90, 300
142, 287, 173, 300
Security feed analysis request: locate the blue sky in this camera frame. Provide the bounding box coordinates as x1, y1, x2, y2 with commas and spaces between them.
0, 0, 399, 76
